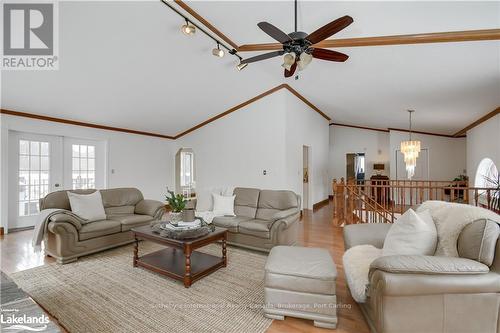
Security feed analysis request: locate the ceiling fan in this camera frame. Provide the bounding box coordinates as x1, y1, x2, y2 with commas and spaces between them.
240, 0, 353, 77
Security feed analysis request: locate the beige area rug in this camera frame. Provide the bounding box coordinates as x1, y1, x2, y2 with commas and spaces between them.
10, 242, 272, 333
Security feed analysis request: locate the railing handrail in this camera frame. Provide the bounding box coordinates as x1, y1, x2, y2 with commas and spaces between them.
333, 177, 499, 226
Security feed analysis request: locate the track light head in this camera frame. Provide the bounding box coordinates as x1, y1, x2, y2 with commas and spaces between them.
212, 43, 225, 57
181, 19, 196, 35
236, 62, 248, 71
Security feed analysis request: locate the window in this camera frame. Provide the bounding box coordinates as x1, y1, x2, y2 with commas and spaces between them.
180, 151, 194, 187
175, 148, 196, 195
475, 158, 499, 188
18, 140, 50, 216
72, 144, 96, 189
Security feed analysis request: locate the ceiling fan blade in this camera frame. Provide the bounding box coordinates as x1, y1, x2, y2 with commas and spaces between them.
306, 16, 354, 44
284, 62, 297, 78
312, 48, 349, 62
241, 50, 284, 65
258, 22, 293, 44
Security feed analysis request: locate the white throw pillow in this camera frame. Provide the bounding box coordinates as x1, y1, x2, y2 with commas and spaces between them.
212, 194, 235, 216
67, 191, 106, 223
382, 209, 437, 256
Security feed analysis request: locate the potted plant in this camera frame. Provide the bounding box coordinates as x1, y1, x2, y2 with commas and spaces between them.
165, 189, 187, 225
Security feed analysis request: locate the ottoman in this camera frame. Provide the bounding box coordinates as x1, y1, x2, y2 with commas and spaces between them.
263, 246, 338, 329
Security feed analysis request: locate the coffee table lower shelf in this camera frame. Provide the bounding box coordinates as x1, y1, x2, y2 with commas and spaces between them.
136, 248, 225, 286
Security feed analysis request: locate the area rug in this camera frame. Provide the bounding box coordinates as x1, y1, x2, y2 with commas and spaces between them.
10, 242, 272, 333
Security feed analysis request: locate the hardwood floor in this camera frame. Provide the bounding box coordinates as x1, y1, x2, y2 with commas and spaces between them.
0, 201, 369, 333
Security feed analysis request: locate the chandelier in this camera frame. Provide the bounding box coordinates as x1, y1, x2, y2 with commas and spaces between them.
400, 110, 421, 179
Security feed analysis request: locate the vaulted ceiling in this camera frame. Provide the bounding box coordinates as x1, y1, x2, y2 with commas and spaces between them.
2, 1, 499, 136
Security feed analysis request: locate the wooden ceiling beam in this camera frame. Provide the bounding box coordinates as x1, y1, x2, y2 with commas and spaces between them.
453, 107, 500, 137
238, 29, 500, 52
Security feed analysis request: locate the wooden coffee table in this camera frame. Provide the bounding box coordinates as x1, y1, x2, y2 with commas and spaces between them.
131, 225, 228, 288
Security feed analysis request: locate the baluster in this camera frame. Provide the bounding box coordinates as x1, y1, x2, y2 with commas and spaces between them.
474, 189, 479, 206
487, 189, 492, 209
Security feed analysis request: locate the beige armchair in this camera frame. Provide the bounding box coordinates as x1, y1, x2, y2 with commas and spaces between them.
344, 218, 500, 333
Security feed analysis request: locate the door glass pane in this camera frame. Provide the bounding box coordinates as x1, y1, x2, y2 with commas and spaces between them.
41, 156, 49, 171
19, 156, 29, 170
20, 140, 29, 155
71, 144, 97, 189
18, 140, 50, 216
30, 141, 39, 155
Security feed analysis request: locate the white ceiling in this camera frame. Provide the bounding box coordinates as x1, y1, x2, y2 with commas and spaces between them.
2, 1, 499, 136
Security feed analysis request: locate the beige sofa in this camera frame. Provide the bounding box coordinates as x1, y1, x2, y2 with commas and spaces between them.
40, 188, 165, 264
344, 218, 500, 333
210, 187, 301, 252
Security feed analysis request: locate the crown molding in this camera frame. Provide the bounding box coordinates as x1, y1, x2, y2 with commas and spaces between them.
330, 122, 466, 138
0, 109, 176, 139
173, 84, 330, 139
1, 84, 330, 141
453, 107, 500, 137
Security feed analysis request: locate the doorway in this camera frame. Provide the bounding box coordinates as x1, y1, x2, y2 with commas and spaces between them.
346, 153, 365, 183
7, 131, 106, 230
303, 146, 310, 210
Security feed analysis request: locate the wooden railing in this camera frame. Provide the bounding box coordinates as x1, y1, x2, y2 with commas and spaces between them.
333, 178, 499, 225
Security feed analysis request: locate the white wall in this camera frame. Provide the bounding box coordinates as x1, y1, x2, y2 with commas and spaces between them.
176, 89, 331, 207
176, 90, 288, 192
329, 125, 390, 190
389, 130, 466, 180
466, 114, 500, 185
285, 93, 330, 207
1, 114, 176, 229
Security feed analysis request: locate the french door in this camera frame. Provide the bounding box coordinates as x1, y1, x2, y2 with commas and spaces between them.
8, 132, 106, 229
8, 132, 63, 229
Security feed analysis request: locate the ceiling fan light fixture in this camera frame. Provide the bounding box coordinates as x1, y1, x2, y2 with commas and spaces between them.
181, 19, 196, 35
236, 62, 248, 71
281, 53, 296, 71
212, 43, 225, 57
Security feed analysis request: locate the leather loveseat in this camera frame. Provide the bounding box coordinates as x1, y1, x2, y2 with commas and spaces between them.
343, 214, 500, 333
40, 188, 164, 264
210, 187, 301, 252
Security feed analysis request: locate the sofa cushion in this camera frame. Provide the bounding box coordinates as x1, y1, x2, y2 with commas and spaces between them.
100, 188, 144, 208
68, 191, 106, 223
40, 189, 96, 210
256, 190, 298, 221
79, 220, 121, 241
233, 187, 260, 218
458, 219, 500, 266
105, 205, 135, 216
212, 216, 253, 233
382, 209, 437, 256
108, 214, 153, 232
239, 219, 272, 238
265, 246, 337, 295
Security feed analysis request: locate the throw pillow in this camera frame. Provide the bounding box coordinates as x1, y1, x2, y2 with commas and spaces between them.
67, 191, 106, 223
382, 209, 437, 256
212, 194, 235, 216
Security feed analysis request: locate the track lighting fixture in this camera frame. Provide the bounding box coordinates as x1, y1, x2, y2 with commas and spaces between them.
212, 43, 225, 57
161, 0, 244, 70
236, 62, 248, 71
281, 53, 296, 71
181, 19, 196, 35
